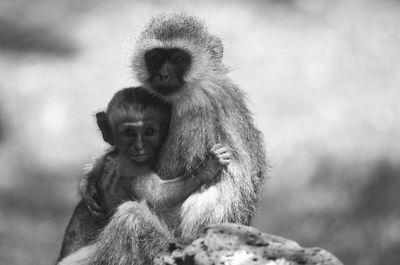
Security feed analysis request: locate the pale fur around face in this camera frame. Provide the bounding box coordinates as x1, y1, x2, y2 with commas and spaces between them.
131, 13, 227, 106
132, 13, 268, 240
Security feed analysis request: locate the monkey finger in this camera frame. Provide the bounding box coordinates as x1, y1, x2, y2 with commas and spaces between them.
215, 147, 228, 154
219, 159, 230, 166
218, 153, 230, 159
218, 155, 230, 161
220, 157, 231, 162
221, 152, 230, 157
210, 148, 224, 157
222, 157, 231, 163
211, 143, 223, 152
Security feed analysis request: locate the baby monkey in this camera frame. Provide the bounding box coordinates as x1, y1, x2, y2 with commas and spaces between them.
92, 87, 230, 228
57, 87, 231, 263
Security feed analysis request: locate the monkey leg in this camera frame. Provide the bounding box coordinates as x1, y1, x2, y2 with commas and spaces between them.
56, 201, 108, 263
88, 201, 173, 265
58, 245, 96, 265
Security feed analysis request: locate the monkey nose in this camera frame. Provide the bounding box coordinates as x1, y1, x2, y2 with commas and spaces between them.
158, 74, 169, 81
133, 144, 144, 152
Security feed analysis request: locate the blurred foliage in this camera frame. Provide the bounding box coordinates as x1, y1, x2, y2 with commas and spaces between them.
0, 110, 4, 143
0, 0, 99, 56
0, 164, 77, 264
0, 0, 399, 264
0, 17, 76, 56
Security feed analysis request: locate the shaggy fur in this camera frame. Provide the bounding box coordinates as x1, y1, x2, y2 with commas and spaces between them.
58, 202, 173, 265
56, 13, 268, 265
87, 201, 172, 265
131, 13, 268, 239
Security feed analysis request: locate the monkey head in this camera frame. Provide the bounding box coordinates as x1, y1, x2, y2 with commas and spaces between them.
96, 87, 171, 163
132, 13, 227, 101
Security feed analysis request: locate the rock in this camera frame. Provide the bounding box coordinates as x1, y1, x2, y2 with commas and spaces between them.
155, 223, 343, 265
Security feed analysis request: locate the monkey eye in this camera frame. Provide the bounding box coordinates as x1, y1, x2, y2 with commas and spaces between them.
144, 127, 155, 136
172, 56, 184, 65
151, 55, 163, 64
123, 128, 136, 137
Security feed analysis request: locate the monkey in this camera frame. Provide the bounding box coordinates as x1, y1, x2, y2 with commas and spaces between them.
58, 12, 268, 264
56, 86, 231, 263
131, 13, 268, 239
93, 87, 230, 219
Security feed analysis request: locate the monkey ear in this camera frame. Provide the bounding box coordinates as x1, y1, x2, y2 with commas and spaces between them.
208, 35, 223, 64
96, 112, 114, 145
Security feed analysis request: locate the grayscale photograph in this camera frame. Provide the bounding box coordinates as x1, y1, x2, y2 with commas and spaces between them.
0, 0, 399, 264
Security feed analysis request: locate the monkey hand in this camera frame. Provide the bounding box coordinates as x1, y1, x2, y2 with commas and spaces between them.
210, 143, 231, 167
197, 144, 231, 184
80, 174, 110, 218
81, 183, 107, 218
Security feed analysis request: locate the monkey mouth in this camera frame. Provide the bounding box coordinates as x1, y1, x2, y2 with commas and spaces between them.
153, 85, 181, 96
129, 153, 153, 163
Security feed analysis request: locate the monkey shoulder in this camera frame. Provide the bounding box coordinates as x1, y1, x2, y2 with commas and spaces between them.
79, 149, 121, 215
80, 149, 118, 193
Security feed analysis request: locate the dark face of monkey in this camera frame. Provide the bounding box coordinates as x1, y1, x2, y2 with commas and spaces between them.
96, 87, 171, 164
144, 48, 191, 96
113, 109, 166, 163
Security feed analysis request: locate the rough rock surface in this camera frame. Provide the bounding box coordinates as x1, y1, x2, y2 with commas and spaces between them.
155, 223, 343, 265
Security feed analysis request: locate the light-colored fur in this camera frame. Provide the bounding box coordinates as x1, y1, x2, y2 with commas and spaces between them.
58, 201, 172, 265
131, 13, 268, 240
58, 245, 95, 265
57, 12, 268, 265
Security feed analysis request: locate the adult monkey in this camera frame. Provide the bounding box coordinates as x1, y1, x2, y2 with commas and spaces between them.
57, 13, 267, 264
132, 13, 268, 238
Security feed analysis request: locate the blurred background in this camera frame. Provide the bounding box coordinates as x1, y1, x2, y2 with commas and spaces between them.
0, 0, 399, 264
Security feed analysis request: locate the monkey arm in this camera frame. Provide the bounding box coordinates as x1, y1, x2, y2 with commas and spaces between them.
143, 160, 220, 210
79, 149, 118, 217
142, 173, 202, 210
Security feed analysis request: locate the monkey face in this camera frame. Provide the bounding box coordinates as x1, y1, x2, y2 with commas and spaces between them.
96, 87, 171, 163
144, 48, 191, 96
115, 117, 164, 163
